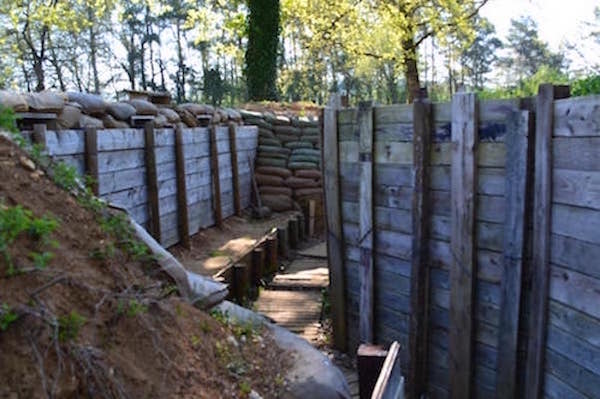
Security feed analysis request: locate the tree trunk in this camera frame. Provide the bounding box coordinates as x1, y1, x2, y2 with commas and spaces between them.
403, 38, 420, 103
33, 56, 45, 92
175, 21, 185, 102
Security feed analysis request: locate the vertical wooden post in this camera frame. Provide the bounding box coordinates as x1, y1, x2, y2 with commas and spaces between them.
228, 122, 243, 216
265, 234, 279, 274
84, 127, 99, 196
323, 96, 347, 351
232, 263, 249, 304
277, 226, 289, 259
357, 344, 389, 399
175, 124, 191, 249
448, 93, 478, 399
308, 199, 316, 237
210, 125, 223, 227
288, 217, 299, 249
32, 123, 47, 150
357, 101, 374, 344
525, 84, 570, 399
297, 213, 305, 242
496, 111, 532, 399
251, 247, 265, 287
144, 122, 161, 241
408, 100, 432, 399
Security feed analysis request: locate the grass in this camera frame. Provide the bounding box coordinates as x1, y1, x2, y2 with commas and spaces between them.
58, 311, 86, 342
0, 303, 18, 331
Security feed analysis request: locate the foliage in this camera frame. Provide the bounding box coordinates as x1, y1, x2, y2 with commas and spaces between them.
572, 75, 600, 96
0, 303, 18, 331
58, 311, 87, 341
0, 106, 17, 133
126, 300, 148, 317
52, 162, 80, 191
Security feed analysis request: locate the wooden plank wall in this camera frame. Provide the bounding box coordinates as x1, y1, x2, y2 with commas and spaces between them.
41, 126, 258, 248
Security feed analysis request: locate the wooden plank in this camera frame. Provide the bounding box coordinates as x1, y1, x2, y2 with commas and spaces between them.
144, 122, 161, 240
357, 101, 375, 344
553, 95, 600, 137
448, 92, 478, 399
408, 100, 431, 399
553, 169, 600, 210
526, 83, 570, 399
32, 123, 48, 150
210, 125, 223, 227
175, 124, 191, 249
229, 123, 242, 216
323, 97, 347, 351
552, 137, 600, 171
84, 127, 99, 195
357, 344, 389, 399
496, 111, 531, 399
371, 341, 404, 399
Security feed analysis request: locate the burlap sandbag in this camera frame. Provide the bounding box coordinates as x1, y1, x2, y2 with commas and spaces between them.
102, 114, 130, 129
257, 157, 287, 168
292, 148, 321, 157
224, 108, 242, 121
259, 128, 276, 139
285, 176, 320, 189
79, 114, 104, 128
26, 91, 65, 112
107, 102, 137, 121
288, 161, 318, 170
294, 187, 323, 199
129, 99, 158, 115
258, 151, 288, 160
259, 137, 282, 147
295, 169, 322, 180
273, 115, 291, 125
153, 114, 169, 127
56, 105, 82, 130
256, 166, 292, 179
262, 194, 294, 212
258, 145, 291, 156
245, 118, 272, 130
300, 135, 320, 145
177, 103, 212, 116
256, 173, 284, 186
158, 107, 181, 123
301, 127, 320, 136
273, 125, 300, 136
290, 154, 320, 164
176, 108, 198, 127
260, 186, 293, 196
275, 134, 299, 143
67, 92, 106, 115
285, 141, 313, 150
0, 91, 28, 112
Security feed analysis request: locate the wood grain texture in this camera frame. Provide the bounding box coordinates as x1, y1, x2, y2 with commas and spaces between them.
175, 124, 191, 249
525, 84, 570, 399
210, 125, 223, 227
84, 127, 99, 195
323, 98, 347, 351
448, 92, 478, 399
228, 123, 242, 216
553, 95, 600, 137
144, 122, 161, 240
357, 101, 374, 344
408, 100, 432, 399
496, 111, 531, 399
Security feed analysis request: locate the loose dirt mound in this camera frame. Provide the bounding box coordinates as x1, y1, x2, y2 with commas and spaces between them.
0, 135, 288, 398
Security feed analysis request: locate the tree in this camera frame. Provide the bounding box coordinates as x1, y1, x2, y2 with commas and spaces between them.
245, 0, 280, 101
459, 18, 502, 90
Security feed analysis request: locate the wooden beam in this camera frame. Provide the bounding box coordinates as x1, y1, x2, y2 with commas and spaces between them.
210, 125, 223, 227
144, 122, 161, 240
251, 247, 265, 287
277, 225, 289, 259
265, 234, 279, 275
323, 96, 347, 351
32, 123, 47, 150
84, 127, 99, 196
448, 93, 478, 399
357, 344, 388, 399
229, 122, 243, 216
288, 217, 299, 249
357, 101, 374, 344
308, 199, 316, 237
371, 341, 404, 399
496, 111, 532, 399
525, 84, 570, 399
408, 100, 432, 399
175, 123, 191, 249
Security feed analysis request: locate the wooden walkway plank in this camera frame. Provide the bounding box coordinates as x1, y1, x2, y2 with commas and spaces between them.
448, 93, 478, 399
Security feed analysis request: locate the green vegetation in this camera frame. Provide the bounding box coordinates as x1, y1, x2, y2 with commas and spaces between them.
0, 303, 18, 331
58, 311, 87, 342
126, 300, 148, 317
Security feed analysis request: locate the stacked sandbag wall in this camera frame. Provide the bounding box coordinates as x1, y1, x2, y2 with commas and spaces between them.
240, 110, 323, 217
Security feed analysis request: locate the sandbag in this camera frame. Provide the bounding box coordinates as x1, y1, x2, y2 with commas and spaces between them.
301, 127, 320, 136
259, 137, 282, 147
158, 107, 181, 123
292, 148, 321, 157
211, 112, 222, 124
285, 141, 313, 150
245, 118, 272, 130
273, 125, 300, 136
258, 128, 275, 139
288, 161, 318, 170
258, 151, 288, 160
177, 103, 211, 115
294, 187, 323, 199
240, 109, 263, 119
0, 91, 28, 112
300, 135, 320, 145
260, 186, 293, 196
255, 173, 284, 186
102, 114, 129, 129
261, 194, 294, 212
290, 154, 320, 164
107, 102, 136, 121
295, 169, 322, 180
26, 91, 65, 112
67, 92, 106, 115
128, 99, 158, 115
79, 114, 103, 128
273, 115, 291, 125
224, 108, 242, 121
153, 114, 169, 127
285, 176, 320, 189
176, 108, 198, 127
275, 134, 299, 143
256, 166, 292, 179
258, 145, 291, 155
56, 105, 82, 130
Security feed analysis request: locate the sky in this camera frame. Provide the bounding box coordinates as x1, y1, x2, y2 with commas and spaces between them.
480, 0, 600, 72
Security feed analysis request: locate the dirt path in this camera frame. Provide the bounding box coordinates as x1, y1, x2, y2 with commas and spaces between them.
254, 241, 360, 399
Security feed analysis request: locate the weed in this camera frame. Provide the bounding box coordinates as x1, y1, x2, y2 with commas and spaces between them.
161, 284, 178, 298
0, 106, 18, 134
0, 303, 18, 331
200, 320, 212, 334
29, 251, 54, 269
52, 161, 79, 191
58, 311, 86, 342
126, 300, 148, 317
321, 287, 331, 318
232, 321, 258, 340
239, 381, 251, 395
89, 244, 116, 260
191, 334, 201, 348
210, 309, 229, 324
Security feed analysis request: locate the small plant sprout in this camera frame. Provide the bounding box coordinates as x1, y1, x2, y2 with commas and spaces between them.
58, 311, 86, 342
0, 303, 18, 331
